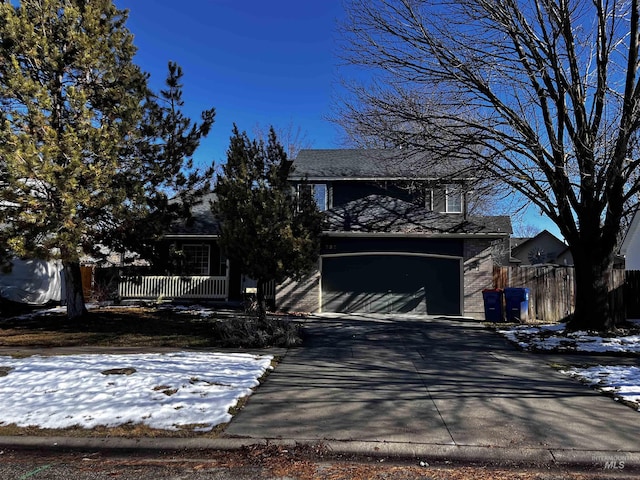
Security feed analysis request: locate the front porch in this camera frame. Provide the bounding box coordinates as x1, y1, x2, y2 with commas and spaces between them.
118, 275, 275, 303
119, 275, 229, 301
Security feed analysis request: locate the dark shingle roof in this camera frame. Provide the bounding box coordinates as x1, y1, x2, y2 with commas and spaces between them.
325, 195, 511, 235
290, 149, 476, 181
167, 192, 221, 236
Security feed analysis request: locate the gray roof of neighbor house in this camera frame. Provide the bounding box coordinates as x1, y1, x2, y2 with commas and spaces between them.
510, 229, 566, 254
290, 149, 477, 181
166, 192, 221, 237
510, 237, 531, 249
325, 195, 511, 236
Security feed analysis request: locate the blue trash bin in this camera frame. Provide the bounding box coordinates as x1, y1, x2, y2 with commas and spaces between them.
482, 289, 504, 322
504, 287, 530, 322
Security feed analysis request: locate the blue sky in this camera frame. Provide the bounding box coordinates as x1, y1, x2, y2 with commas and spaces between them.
114, 0, 559, 238
115, 0, 345, 170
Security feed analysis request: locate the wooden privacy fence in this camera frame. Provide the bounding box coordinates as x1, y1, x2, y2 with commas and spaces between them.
493, 265, 632, 323
625, 270, 640, 318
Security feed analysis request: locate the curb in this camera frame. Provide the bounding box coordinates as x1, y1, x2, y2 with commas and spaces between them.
1, 435, 639, 470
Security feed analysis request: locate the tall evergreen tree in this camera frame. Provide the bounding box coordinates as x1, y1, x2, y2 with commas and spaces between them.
0, 1, 215, 318
214, 126, 323, 321
93, 61, 215, 266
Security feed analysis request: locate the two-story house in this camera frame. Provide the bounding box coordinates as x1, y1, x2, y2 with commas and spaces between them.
117, 149, 511, 318
277, 149, 512, 317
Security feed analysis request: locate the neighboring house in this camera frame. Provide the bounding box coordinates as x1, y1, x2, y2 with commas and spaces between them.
621, 209, 640, 270
277, 149, 512, 317
510, 230, 573, 266
0, 257, 64, 305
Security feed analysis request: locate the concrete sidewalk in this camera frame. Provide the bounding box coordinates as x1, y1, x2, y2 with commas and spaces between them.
221, 314, 640, 468
1, 314, 639, 471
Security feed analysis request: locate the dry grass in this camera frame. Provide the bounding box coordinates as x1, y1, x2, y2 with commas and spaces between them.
0, 421, 230, 438
0, 305, 302, 349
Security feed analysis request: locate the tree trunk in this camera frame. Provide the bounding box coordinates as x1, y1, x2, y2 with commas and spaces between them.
63, 260, 88, 320
256, 279, 268, 324
567, 242, 616, 332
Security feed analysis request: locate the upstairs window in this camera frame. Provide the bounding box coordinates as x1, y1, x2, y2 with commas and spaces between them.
312, 184, 328, 211
445, 185, 463, 213
298, 184, 328, 211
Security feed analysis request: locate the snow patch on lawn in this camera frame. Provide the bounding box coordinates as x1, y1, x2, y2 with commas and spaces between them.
498, 321, 640, 413
561, 366, 640, 410
497, 321, 640, 353
0, 351, 272, 431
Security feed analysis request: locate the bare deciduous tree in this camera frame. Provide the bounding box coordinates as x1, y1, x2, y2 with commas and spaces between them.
337, 0, 640, 331
252, 121, 313, 160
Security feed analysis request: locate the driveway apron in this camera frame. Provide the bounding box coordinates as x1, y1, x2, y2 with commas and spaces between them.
223, 314, 639, 451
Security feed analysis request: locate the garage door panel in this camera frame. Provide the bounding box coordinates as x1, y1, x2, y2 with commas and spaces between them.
322, 255, 460, 315
322, 289, 428, 314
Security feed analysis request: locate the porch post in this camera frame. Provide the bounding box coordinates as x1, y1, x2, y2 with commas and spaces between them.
224, 258, 230, 301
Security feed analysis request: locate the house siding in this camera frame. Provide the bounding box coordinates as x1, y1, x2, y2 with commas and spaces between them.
276, 266, 321, 313
322, 236, 463, 256
463, 239, 496, 318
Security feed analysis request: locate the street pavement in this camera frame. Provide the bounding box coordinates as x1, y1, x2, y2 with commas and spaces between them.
1, 313, 639, 473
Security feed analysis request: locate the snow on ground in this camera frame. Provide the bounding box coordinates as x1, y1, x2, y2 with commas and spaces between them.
561, 366, 640, 411
498, 321, 640, 412
0, 351, 273, 431
498, 321, 640, 353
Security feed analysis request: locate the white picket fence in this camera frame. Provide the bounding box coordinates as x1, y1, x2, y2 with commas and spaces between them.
118, 275, 229, 300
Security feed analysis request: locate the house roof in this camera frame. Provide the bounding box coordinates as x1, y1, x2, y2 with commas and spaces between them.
510, 229, 567, 255
510, 229, 573, 265
510, 237, 530, 249
325, 195, 511, 236
290, 149, 476, 181
166, 192, 220, 238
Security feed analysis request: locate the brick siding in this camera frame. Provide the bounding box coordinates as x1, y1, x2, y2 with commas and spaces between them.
276, 266, 320, 313
463, 239, 497, 318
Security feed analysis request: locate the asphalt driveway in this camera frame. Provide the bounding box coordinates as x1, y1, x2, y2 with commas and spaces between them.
223, 314, 640, 456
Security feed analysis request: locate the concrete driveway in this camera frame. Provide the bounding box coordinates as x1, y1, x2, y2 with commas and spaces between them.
224, 314, 640, 461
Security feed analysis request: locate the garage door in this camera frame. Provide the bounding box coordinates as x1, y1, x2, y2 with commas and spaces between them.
321, 254, 461, 315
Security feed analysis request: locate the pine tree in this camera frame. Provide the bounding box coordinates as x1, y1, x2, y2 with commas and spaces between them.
0, 1, 215, 318
92, 62, 216, 265
214, 126, 323, 321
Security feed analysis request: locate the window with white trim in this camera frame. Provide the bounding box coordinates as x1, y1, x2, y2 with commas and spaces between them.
313, 184, 327, 211
445, 185, 463, 213
298, 184, 328, 211
182, 244, 210, 275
